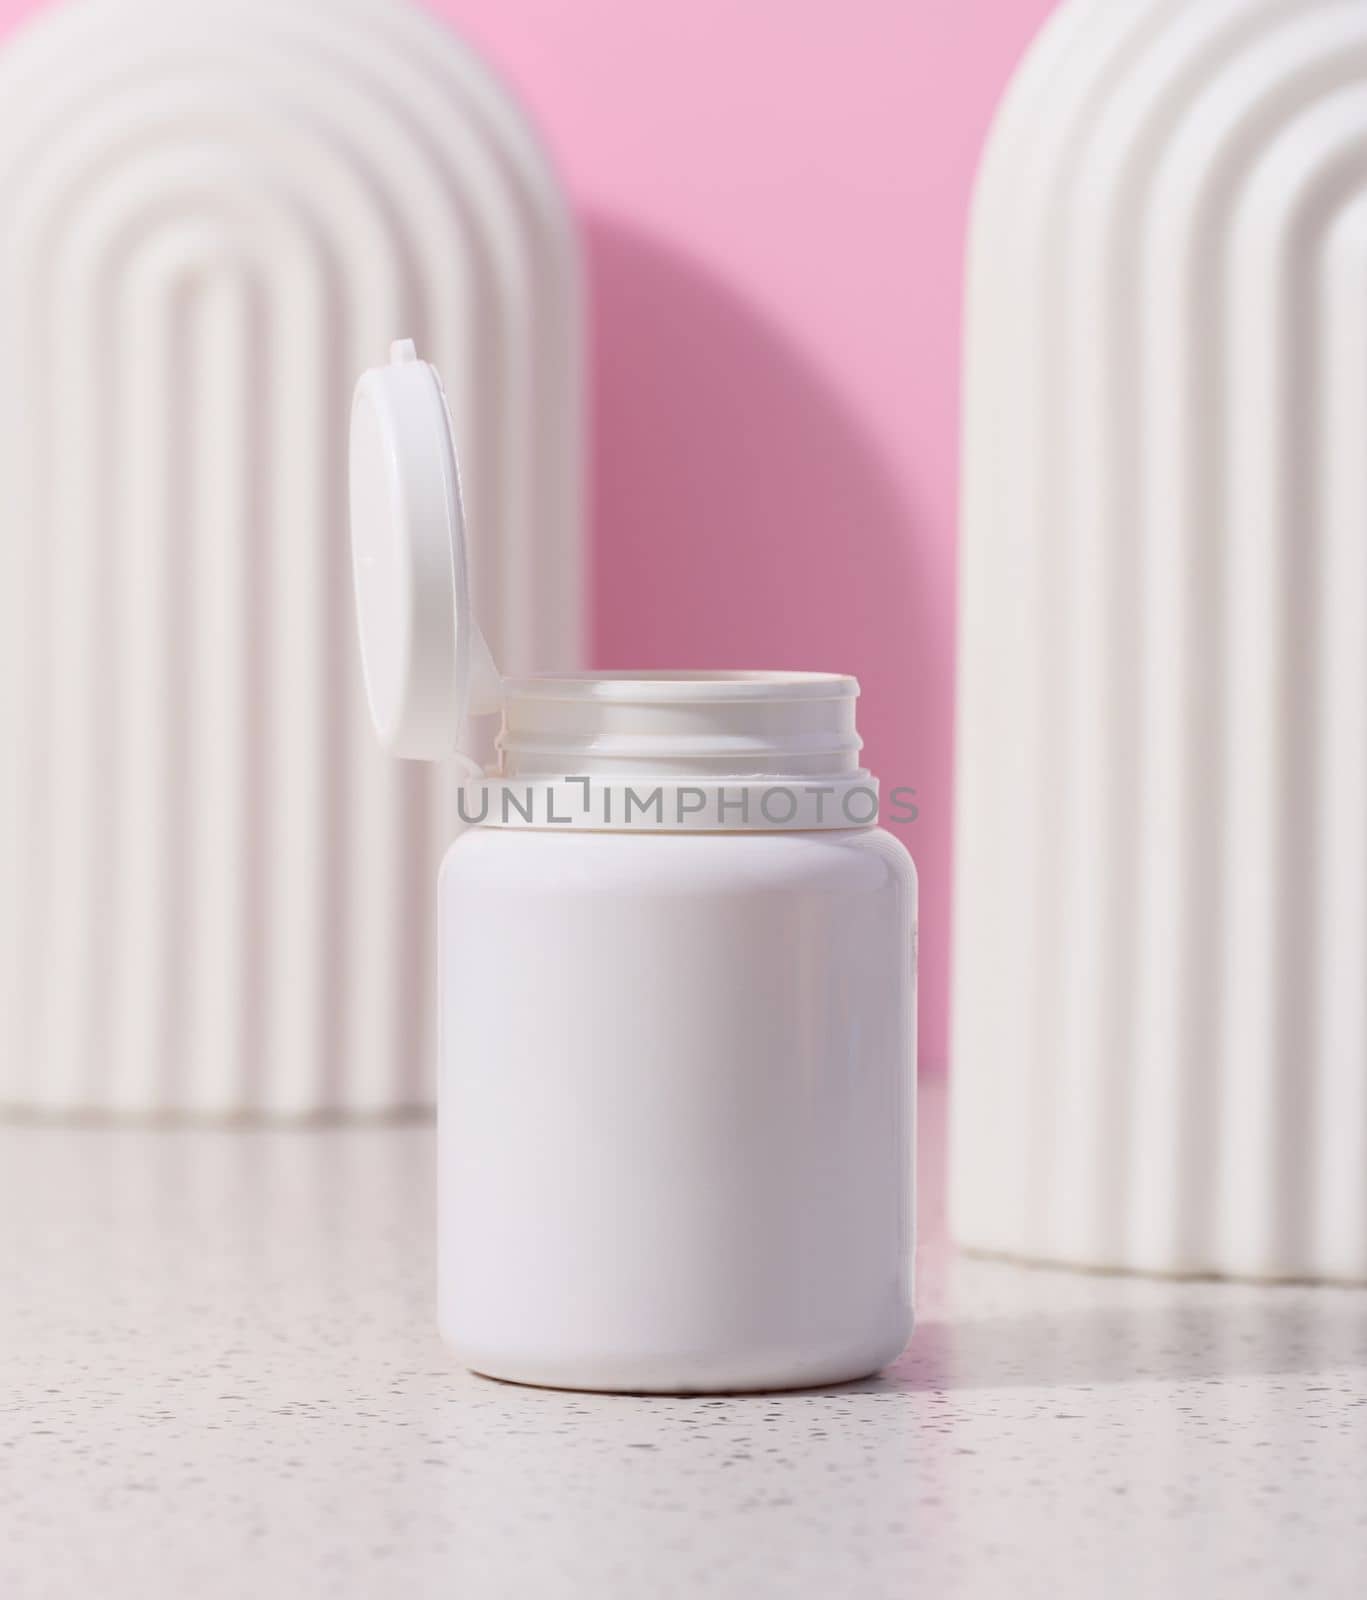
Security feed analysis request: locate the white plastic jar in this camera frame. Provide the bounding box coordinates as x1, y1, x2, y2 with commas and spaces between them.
351, 345, 917, 1393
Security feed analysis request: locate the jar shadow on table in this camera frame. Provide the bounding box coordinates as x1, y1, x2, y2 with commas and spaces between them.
833, 1291, 1367, 1396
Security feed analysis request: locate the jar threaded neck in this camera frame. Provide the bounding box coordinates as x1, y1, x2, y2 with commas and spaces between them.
496, 673, 864, 780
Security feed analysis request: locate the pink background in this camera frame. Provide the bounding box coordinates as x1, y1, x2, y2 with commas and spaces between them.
0, 0, 1060, 1073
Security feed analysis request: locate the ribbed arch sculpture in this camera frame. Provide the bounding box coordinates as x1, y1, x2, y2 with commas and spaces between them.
0, 0, 583, 1116
952, 0, 1367, 1281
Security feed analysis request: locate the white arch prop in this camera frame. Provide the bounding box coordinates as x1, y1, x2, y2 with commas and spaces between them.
953, 0, 1367, 1281
0, 0, 584, 1116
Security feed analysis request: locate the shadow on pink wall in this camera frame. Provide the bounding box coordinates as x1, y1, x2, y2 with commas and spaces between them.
588, 216, 946, 1070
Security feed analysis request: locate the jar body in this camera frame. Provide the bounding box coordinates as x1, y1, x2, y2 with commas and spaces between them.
438, 825, 917, 1393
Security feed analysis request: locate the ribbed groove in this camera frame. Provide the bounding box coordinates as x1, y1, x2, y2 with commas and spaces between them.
1221, 97, 1367, 1276
953, 0, 1367, 1281
186, 271, 253, 1113
1132, 1, 1367, 1276
1047, 0, 1305, 1271
955, 0, 1170, 1265
0, 0, 583, 1116
1315, 198, 1367, 1278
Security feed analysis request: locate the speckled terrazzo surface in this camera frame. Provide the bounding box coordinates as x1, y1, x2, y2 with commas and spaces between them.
2, 1079, 1365, 1599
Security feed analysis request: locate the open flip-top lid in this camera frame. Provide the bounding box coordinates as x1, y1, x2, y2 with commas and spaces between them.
349, 340, 502, 762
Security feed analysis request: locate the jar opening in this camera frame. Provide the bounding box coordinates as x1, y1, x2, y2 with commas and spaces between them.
496, 672, 865, 780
